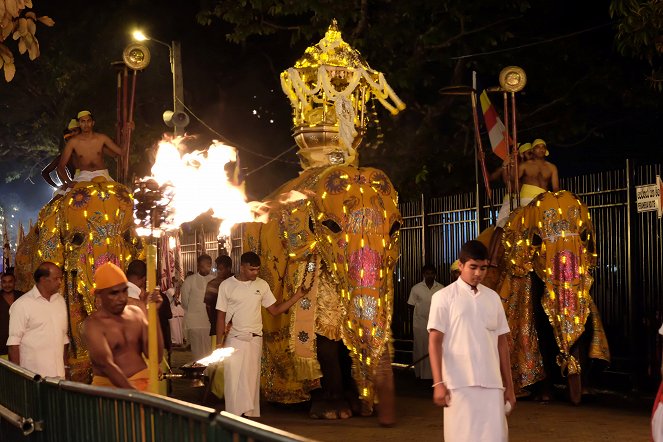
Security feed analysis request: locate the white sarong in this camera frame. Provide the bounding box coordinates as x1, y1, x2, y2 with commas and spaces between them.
73, 169, 113, 182
224, 333, 262, 417
654, 401, 663, 441
170, 303, 185, 345
444, 386, 507, 442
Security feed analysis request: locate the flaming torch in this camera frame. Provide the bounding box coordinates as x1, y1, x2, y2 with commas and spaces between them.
134, 137, 264, 387
133, 176, 170, 393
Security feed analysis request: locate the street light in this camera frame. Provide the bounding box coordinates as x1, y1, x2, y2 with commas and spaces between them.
132, 29, 189, 135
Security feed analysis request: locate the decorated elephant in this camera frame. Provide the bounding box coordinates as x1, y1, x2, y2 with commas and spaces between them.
242, 163, 401, 424
479, 190, 610, 403
15, 178, 142, 382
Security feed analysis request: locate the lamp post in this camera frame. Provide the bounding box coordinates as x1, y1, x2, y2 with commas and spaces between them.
133, 31, 187, 136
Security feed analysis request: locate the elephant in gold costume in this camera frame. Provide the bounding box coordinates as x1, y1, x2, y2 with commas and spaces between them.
15, 178, 141, 382
243, 164, 401, 425
479, 190, 610, 403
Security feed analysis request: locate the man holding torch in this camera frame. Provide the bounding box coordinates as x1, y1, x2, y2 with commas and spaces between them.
82, 262, 164, 391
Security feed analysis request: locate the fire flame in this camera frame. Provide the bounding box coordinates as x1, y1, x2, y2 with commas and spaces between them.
195, 347, 236, 366
141, 138, 263, 236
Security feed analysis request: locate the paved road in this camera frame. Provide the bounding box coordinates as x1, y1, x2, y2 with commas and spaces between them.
169, 348, 651, 441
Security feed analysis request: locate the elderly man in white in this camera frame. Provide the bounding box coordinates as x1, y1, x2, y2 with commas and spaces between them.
7, 262, 69, 378
181, 254, 215, 360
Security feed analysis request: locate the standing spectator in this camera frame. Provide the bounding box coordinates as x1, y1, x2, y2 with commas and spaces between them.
165, 277, 185, 346
428, 240, 515, 442
7, 262, 70, 378
181, 254, 214, 359
407, 264, 443, 379
0, 273, 23, 359
215, 252, 304, 417
204, 255, 233, 347
126, 260, 173, 355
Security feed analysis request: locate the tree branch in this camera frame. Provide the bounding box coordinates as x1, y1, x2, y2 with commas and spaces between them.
425, 15, 521, 49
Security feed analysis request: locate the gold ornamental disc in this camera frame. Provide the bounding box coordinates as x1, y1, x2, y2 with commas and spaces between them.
123, 43, 151, 71
499, 66, 527, 93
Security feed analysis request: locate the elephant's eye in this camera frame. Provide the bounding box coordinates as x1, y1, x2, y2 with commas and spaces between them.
579, 228, 589, 243
322, 219, 342, 233
531, 233, 542, 247
389, 221, 401, 237
71, 232, 85, 246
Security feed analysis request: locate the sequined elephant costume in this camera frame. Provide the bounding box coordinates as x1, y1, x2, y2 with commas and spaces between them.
243, 164, 401, 422
496, 191, 610, 398
15, 178, 141, 382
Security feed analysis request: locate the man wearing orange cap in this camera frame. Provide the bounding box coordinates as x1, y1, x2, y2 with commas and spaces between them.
518, 138, 559, 207
57, 110, 125, 188
82, 262, 164, 391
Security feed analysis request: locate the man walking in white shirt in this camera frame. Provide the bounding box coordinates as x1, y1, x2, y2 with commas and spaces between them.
7, 262, 70, 378
181, 254, 215, 360
215, 251, 304, 417
408, 264, 443, 379
428, 240, 515, 442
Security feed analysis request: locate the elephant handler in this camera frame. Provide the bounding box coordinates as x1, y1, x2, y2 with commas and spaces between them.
215, 251, 305, 417
82, 262, 164, 391
56, 110, 125, 188
518, 138, 559, 207
428, 240, 516, 442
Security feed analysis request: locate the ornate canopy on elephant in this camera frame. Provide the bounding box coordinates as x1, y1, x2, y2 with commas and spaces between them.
17, 177, 142, 382
498, 190, 610, 390
243, 164, 401, 412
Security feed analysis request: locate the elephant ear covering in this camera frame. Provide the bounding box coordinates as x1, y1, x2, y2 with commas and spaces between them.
504, 191, 610, 383
244, 165, 402, 409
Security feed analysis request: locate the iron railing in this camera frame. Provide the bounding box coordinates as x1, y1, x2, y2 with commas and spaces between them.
0, 359, 314, 442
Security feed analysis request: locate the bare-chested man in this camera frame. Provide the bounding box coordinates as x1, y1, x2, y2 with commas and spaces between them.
519, 138, 559, 195
57, 110, 125, 187
82, 262, 163, 391
494, 142, 534, 227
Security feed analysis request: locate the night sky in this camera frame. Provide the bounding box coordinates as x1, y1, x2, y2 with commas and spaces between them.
1, 0, 662, 242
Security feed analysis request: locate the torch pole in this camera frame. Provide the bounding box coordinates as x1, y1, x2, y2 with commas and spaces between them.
146, 242, 159, 394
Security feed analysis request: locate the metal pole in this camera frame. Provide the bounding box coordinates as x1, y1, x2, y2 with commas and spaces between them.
510, 92, 520, 207
172, 41, 184, 136
625, 158, 637, 390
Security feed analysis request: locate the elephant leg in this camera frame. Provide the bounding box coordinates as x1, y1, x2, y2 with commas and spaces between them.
374, 348, 396, 427
532, 274, 555, 401
309, 335, 352, 420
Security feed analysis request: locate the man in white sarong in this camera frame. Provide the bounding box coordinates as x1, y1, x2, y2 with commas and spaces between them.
215, 251, 304, 417
428, 240, 516, 442
165, 278, 185, 346
181, 255, 215, 360
57, 110, 125, 187
408, 264, 443, 379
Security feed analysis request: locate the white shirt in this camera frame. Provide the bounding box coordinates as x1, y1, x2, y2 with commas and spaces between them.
181, 273, 215, 329
127, 281, 141, 300
427, 278, 509, 390
6, 285, 69, 378
216, 276, 276, 336
408, 280, 444, 322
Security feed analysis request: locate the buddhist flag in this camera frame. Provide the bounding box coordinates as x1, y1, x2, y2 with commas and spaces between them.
475, 75, 509, 161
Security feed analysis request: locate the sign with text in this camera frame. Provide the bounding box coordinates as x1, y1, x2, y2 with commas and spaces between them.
636, 175, 662, 217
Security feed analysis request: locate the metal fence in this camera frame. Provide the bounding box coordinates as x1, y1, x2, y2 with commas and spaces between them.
0, 359, 314, 442
177, 160, 662, 389
393, 160, 663, 389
